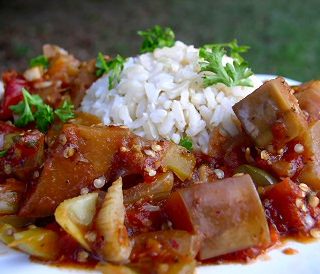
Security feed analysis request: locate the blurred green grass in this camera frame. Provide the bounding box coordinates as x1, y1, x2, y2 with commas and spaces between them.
0, 0, 319, 81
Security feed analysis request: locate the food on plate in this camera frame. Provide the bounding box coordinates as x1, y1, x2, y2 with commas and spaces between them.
0, 25, 320, 274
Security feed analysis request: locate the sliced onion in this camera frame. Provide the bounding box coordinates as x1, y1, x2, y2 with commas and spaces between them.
95, 177, 132, 263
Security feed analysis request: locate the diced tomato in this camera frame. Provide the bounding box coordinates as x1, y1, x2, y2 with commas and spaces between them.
0, 129, 45, 180
262, 178, 315, 235
1, 71, 29, 119
125, 200, 167, 236
0, 121, 21, 134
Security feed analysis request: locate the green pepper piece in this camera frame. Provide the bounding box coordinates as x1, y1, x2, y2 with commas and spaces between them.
235, 164, 277, 187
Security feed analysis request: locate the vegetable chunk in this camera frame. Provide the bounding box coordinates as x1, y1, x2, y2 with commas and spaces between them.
55, 192, 99, 251
165, 174, 270, 260
19, 124, 130, 217
95, 177, 132, 263
233, 77, 307, 148
131, 230, 200, 263
295, 80, 320, 122
298, 120, 320, 190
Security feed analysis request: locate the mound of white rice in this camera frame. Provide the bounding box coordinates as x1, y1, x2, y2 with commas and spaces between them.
81, 41, 262, 153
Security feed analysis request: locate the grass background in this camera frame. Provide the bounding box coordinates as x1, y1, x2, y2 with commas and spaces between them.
0, 0, 319, 82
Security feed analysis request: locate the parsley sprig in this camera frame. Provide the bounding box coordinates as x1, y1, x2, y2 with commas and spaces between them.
96, 53, 125, 90
204, 39, 250, 63
138, 25, 175, 53
54, 100, 75, 122
10, 88, 75, 132
199, 40, 253, 88
179, 136, 193, 151
30, 55, 49, 69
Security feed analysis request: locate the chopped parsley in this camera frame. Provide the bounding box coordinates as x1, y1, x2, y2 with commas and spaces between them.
10, 88, 75, 132
96, 52, 109, 77
95, 53, 125, 90
199, 40, 253, 88
34, 104, 55, 132
179, 136, 193, 151
138, 25, 175, 53
54, 100, 75, 122
204, 39, 250, 63
0, 150, 7, 157
29, 55, 49, 69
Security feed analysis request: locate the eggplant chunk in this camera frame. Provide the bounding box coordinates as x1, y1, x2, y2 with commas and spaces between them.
165, 175, 270, 260
20, 124, 130, 217
295, 80, 320, 122
298, 120, 320, 190
233, 77, 307, 148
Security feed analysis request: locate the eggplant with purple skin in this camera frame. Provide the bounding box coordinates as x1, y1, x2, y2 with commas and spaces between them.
233, 77, 307, 149
295, 80, 320, 123
165, 174, 270, 260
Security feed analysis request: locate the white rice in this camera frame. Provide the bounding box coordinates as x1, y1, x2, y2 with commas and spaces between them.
81, 41, 262, 153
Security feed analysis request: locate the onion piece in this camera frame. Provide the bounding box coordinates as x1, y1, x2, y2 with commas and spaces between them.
9, 227, 59, 260
95, 177, 132, 263
123, 171, 174, 204
55, 192, 99, 251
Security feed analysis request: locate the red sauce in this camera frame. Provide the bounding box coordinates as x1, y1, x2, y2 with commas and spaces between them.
282, 248, 298, 255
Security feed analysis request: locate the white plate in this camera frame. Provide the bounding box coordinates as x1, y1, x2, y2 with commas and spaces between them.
1, 74, 320, 274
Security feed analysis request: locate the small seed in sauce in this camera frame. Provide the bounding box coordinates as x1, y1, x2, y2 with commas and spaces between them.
77, 250, 89, 262
4, 164, 12, 175
277, 148, 284, 155
295, 198, 304, 209
245, 147, 254, 163
63, 146, 75, 158
33, 170, 40, 179
298, 183, 310, 193
144, 149, 156, 157
151, 144, 162, 152
80, 187, 89, 195
260, 150, 270, 161
213, 169, 224, 179
310, 228, 320, 239
5, 228, 14, 236
120, 146, 129, 152
93, 176, 106, 189
59, 134, 67, 145
308, 194, 320, 208
85, 231, 97, 242
148, 169, 157, 177
294, 143, 304, 154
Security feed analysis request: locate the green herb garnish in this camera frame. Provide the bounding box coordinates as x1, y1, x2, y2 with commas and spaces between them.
96, 53, 125, 90
199, 41, 253, 88
138, 25, 175, 53
179, 136, 193, 151
54, 100, 75, 122
34, 104, 54, 132
0, 150, 7, 157
10, 88, 75, 132
204, 39, 250, 63
29, 55, 49, 69
96, 52, 109, 77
